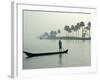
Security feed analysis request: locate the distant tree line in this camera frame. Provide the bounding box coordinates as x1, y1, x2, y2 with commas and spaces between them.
40, 21, 91, 39
64, 21, 91, 38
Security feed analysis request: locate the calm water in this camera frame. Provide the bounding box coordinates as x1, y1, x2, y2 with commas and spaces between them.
23, 39, 91, 69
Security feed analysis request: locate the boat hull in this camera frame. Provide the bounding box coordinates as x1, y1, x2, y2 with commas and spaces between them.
23, 49, 68, 58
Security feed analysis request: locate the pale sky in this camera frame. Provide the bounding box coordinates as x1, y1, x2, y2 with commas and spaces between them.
23, 10, 91, 37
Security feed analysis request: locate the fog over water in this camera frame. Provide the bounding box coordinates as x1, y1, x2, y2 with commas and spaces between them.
23, 10, 91, 69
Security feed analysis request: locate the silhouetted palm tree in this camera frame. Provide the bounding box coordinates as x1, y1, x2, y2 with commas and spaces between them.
67, 27, 72, 37
87, 22, 91, 38
85, 22, 91, 38
71, 25, 75, 37
80, 21, 85, 38
74, 25, 79, 38
64, 25, 70, 37
76, 22, 81, 38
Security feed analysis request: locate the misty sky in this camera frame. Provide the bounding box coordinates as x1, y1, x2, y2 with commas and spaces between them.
23, 10, 91, 38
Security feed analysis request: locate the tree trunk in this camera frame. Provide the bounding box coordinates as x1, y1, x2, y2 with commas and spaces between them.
82, 27, 83, 38
89, 30, 90, 38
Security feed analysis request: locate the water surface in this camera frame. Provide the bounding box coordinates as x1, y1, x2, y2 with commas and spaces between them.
23, 39, 91, 69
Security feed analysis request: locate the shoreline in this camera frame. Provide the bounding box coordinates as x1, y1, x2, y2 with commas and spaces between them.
40, 36, 91, 40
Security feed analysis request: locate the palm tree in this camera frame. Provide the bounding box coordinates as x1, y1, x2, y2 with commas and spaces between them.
76, 22, 81, 38
57, 29, 61, 37
67, 27, 72, 37
85, 22, 91, 38
87, 22, 91, 38
71, 25, 75, 37
64, 25, 70, 37
80, 21, 85, 38
74, 25, 79, 38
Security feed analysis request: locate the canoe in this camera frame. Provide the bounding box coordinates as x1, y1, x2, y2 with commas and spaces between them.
23, 49, 68, 58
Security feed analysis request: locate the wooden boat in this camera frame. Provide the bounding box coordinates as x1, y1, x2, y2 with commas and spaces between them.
23, 49, 68, 58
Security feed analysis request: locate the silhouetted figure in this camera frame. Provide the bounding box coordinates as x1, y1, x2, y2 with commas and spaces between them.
58, 40, 62, 63
59, 40, 62, 52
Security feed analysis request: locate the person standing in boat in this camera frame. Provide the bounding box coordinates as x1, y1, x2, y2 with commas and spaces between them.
58, 40, 62, 63
59, 40, 62, 52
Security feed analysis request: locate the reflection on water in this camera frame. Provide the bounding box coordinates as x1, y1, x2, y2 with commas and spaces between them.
59, 54, 62, 67
23, 39, 91, 69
